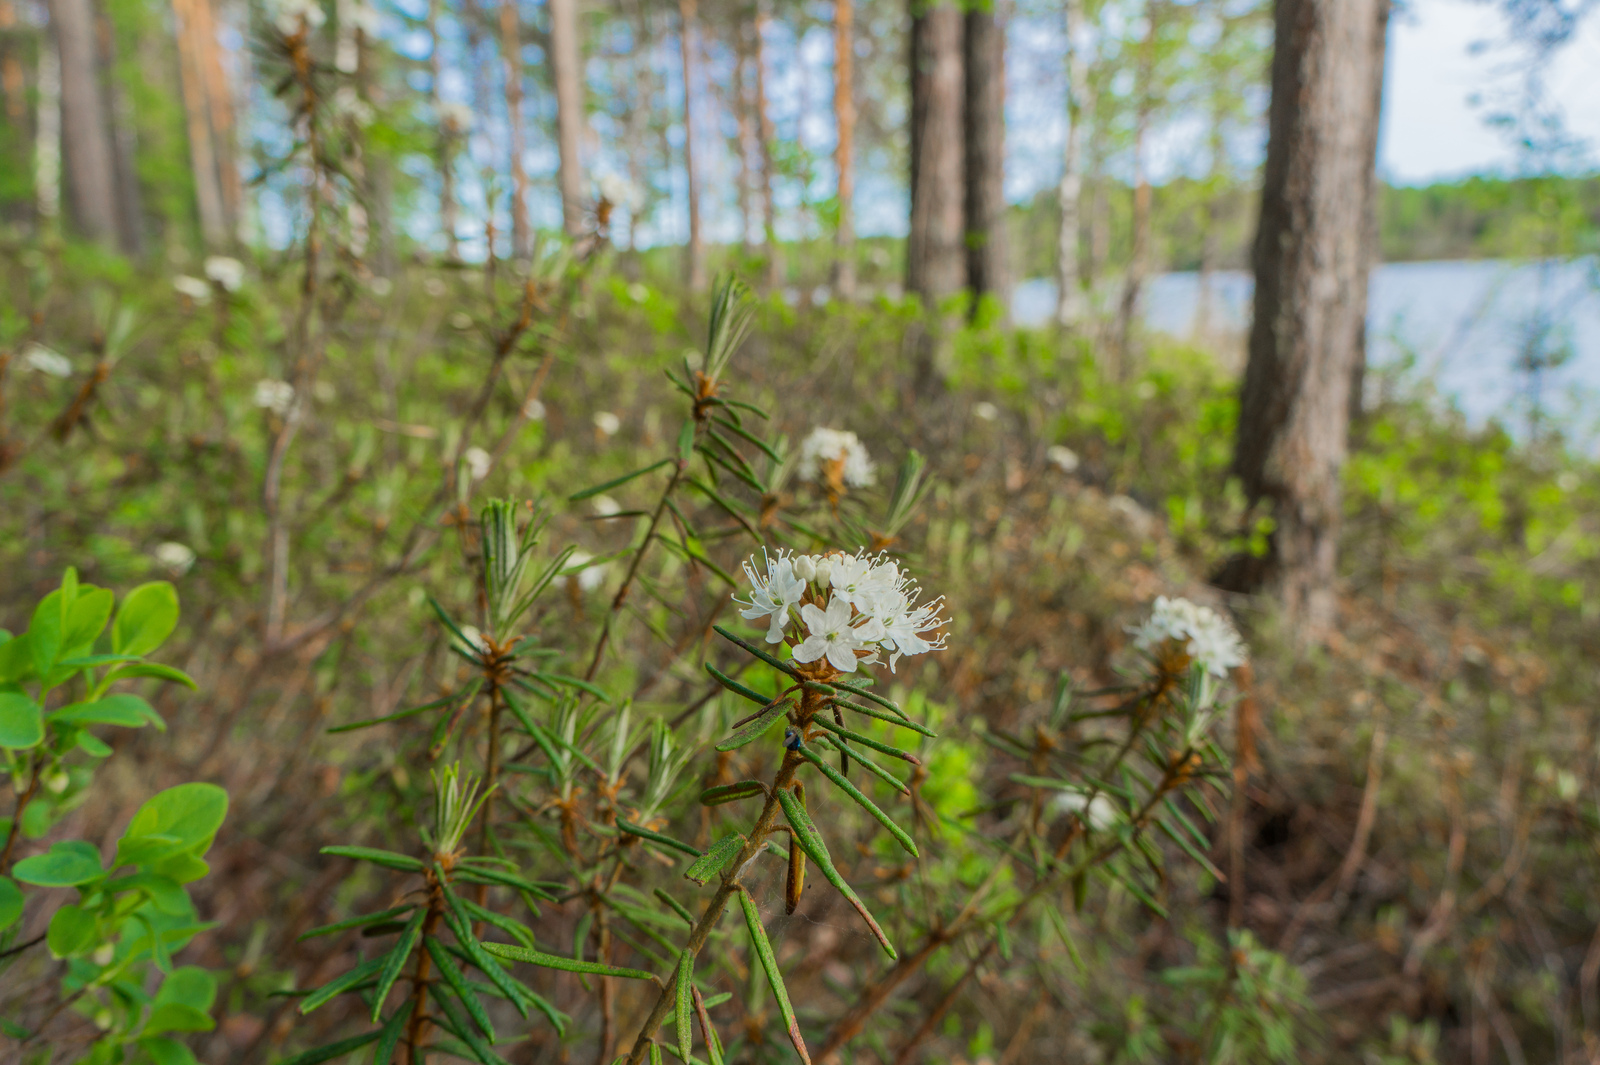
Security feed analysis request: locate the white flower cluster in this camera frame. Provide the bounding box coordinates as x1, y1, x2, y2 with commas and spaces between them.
598, 173, 644, 212
734, 550, 946, 674
22, 344, 72, 378
153, 541, 197, 576
1128, 596, 1247, 679
254, 379, 295, 416
438, 102, 474, 133
798, 427, 874, 488
173, 275, 211, 302
204, 256, 245, 292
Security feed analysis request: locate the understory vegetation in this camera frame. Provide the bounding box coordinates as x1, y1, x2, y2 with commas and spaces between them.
2, 229, 1599, 1065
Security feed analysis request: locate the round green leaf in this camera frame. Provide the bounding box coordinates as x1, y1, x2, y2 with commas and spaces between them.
46, 903, 99, 958
51, 694, 165, 731
61, 588, 114, 654
0, 876, 22, 932
0, 691, 43, 749
116, 783, 228, 870
140, 1037, 200, 1065
14, 840, 105, 886
143, 1003, 215, 1037
111, 582, 180, 657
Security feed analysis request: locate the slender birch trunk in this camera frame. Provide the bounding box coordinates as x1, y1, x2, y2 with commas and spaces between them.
430, 0, 459, 260
753, 4, 779, 289
550, 0, 584, 236
497, 0, 531, 260
678, 0, 704, 290
1055, 0, 1091, 329
832, 0, 856, 299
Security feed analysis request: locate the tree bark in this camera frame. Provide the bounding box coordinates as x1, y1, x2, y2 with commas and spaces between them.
1194, 91, 1226, 339
1220, 0, 1390, 635
753, 5, 780, 289
498, 0, 531, 260
94, 0, 144, 256
963, 0, 1007, 322
906, 0, 963, 304
832, 0, 856, 299
171, 0, 226, 248
1113, 0, 1161, 374
1055, 0, 1091, 329
678, 0, 705, 290
732, 25, 754, 257
550, 0, 584, 237
0, 0, 24, 133
430, 0, 459, 260
50, 0, 120, 246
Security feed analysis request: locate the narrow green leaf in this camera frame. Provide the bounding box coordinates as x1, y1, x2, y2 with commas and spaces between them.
710, 415, 782, 463
815, 691, 935, 737
428, 977, 511, 1065
775, 788, 896, 960
456, 897, 537, 947
299, 954, 388, 1014
527, 672, 613, 703
1043, 906, 1086, 974
437, 884, 532, 1020
371, 1005, 409, 1065
617, 819, 701, 857
736, 888, 810, 1064
326, 694, 454, 734
692, 985, 726, 1065
674, 951, 694, 1063
299, 901, 416, 940
654, 888, 696, 928
815, 735, 909, 796
650, 1041, 664, 1065
569, 458, 674, 502
481, 941, 656, 980
683, 833, 744, 887
426, 936, 495, 1040
677, 421, 696, 466
274, 1031, 383, 1065
809, 716, 921, 765
702, 663, 771, 707
715, 698, 792, 753
798, 744, 918, 858
827, 679, 904, 716
698, 780, 766, 807
450, 863, 562, 900
1155, 817, 1226, 881
101, 662, 199, 690
711, 626, 798, 678
368, 909, 425, 1022
320, 846, 424, 872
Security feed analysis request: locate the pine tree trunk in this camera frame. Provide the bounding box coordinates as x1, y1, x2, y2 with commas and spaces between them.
35, 26, 61, 223
0, 0, 24, 132
753, 6, 780, 289
832, 0, 856, 300
1195, 97, 1225, 339
171, 0, 226, 248
94, 0, 144, 256
677, 0, 705, 290
1113, 0, 1159, 374
193, 0, 238, 238
50, 0, 120, 245
1221, 0, 1390, 634
906, 0, 963, 304
1055, 0, 1090, 329
550, 0, 584, 236
962, 0, 1007, 322
498, 0, 531, 260
430, 0, 459, 260
732, 28, 754, 257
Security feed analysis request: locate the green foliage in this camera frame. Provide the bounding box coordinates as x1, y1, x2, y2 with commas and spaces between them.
0, 571, 222, 1061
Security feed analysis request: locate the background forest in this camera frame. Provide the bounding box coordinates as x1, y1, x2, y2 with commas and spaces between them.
2, 0, 1600, 1064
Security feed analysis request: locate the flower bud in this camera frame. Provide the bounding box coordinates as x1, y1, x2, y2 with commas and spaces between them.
792, 555, 815, 582
45, 769, 70, 794
812, 557, 833, 585
92, 943, 115, 966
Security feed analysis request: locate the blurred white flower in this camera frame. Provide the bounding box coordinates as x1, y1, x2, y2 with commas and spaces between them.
449, 311, 473, 330
564, 550, 608, 593
1558, 471, 1580, 492
598, 172, 643, 212
463, 446, 492, 481
331, 86, 375, 127
154, 541, 197, 576
22, 344, 72, 377
271, 0, 326, 35
626, 282, 650, 304
1052, 789, 1119, 832
369, 276, 393, 297
438, 102, 474, 133
173, 275, 211, 302
344, 0, 380, 35
521, 398, 547, 421
253, 379, 295, 416
1047, 445, 1080, 473
1128, 596, 1247, 679
593, 411, 621, 437
973, 401, 999, 421
203, 256, 245, 292
591, 494, 622, 517
453, 624, 488, 656
423, 277, 448, 297
798, 427, 874, 488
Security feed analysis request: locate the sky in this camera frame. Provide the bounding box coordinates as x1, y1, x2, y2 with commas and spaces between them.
1380, 0, 1600, 183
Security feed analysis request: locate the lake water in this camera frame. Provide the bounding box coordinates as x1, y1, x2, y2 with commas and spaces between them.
1012, 259, 1600, 443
